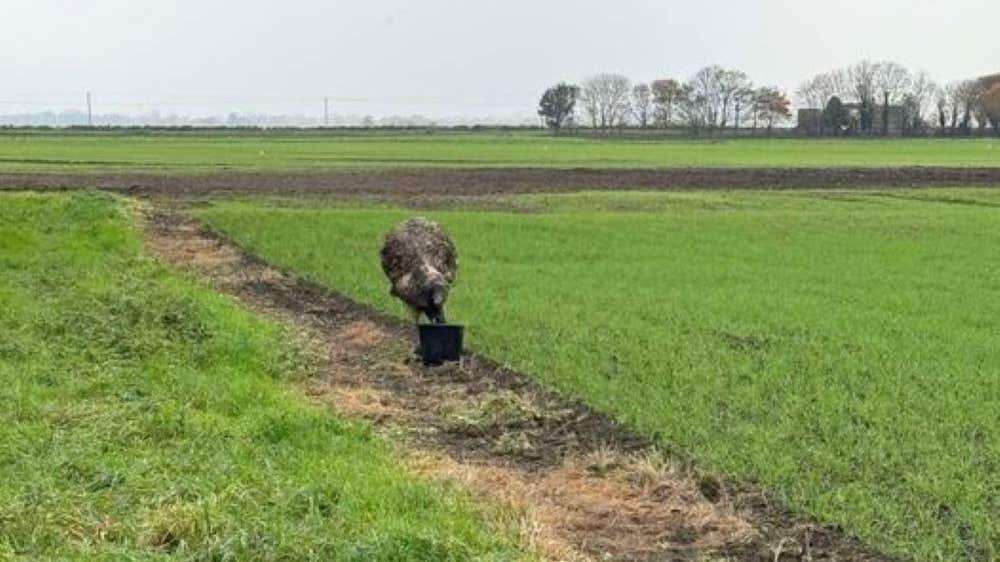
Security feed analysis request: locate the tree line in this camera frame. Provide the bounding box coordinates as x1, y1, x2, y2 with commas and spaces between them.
798, 61, 999, 136
539, 62, 1000, 136
539, 66, 791, 134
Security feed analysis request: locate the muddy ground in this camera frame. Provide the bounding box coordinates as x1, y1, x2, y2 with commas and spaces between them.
142, 203, 896, 562
4, 166, 1000, 200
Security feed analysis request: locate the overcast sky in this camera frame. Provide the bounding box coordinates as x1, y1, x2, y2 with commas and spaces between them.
2, 0, 997, 119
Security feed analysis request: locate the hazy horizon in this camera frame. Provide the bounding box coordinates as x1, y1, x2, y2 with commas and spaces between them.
3, 0, 998, 123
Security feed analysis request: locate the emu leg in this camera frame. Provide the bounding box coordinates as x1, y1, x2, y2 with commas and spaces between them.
408, 307, 422, 356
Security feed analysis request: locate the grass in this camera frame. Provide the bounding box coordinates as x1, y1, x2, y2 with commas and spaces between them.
0, 192, 527, 561
198, 189, 1000, 562
0, 130, 998, 172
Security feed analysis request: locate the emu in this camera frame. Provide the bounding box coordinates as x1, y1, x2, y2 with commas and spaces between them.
380, 218, 458, 324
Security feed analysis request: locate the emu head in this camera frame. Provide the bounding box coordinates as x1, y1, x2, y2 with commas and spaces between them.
424, 280, 449, 324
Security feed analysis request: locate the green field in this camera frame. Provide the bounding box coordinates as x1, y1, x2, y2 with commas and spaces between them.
0, 192, 526, 561
0, 130, 998, 172
199, 189, 1000, 562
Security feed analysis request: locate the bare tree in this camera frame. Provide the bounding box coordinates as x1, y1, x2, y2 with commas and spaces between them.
797, 70, 846, 134
875, 62, 913, 104
935, 86, 949, 131
903, 71, 938, 132
630, 83, 653, 128
718, 69, 752, 129
796, 75, 826, 109
651, 79, 684, 126
686, 65, 726, 131
956, 80, 984, 133
678, 84, 709, 133
580, 88, 601, 129
974, 104, 990, 133
847, 60, 880, 108
847, 60, 886, 132
796, 69, 848, 109
945, 81, 964, 131
580, 73, 632, 132
733, 87, 755, 130
749, 88, 770, 131
872, 61, 911, 135
827, 69, 851, 102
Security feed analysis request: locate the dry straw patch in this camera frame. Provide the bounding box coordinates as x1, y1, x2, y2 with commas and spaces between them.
410, 450, 754, 562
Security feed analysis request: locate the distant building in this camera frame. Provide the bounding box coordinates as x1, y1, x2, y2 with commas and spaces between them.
798, 101, 905, 136
797, 108, 823, 133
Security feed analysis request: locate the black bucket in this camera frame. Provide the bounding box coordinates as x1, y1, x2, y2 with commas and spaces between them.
417, 324, 464, 366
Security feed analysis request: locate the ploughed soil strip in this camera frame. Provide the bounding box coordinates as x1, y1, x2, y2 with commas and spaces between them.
5, 166, 1000, 199
142, 201, 895, 562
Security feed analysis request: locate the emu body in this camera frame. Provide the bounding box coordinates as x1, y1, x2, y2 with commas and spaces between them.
380, 218, 458, 324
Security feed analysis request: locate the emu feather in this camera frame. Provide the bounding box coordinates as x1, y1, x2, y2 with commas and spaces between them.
380, 218, 458, 324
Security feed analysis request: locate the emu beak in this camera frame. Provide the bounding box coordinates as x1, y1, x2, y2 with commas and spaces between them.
428, 286, 448, 324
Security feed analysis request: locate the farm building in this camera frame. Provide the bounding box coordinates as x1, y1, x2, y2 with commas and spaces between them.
798, 102, 905, 136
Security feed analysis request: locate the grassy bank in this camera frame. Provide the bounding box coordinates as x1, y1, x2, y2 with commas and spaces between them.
0, 192, 525, 561
0, 131, 998, 172
199, 189, 1000, 561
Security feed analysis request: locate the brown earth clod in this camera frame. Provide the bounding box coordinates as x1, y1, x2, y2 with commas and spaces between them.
141, 202, 895, 562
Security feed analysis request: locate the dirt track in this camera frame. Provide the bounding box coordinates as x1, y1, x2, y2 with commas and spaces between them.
142, 203, 895, 562
4, 166, 1000, 199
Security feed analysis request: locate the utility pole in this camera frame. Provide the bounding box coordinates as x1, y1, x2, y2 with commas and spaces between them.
324, 97, 329, 127
86, 91, 93, 127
